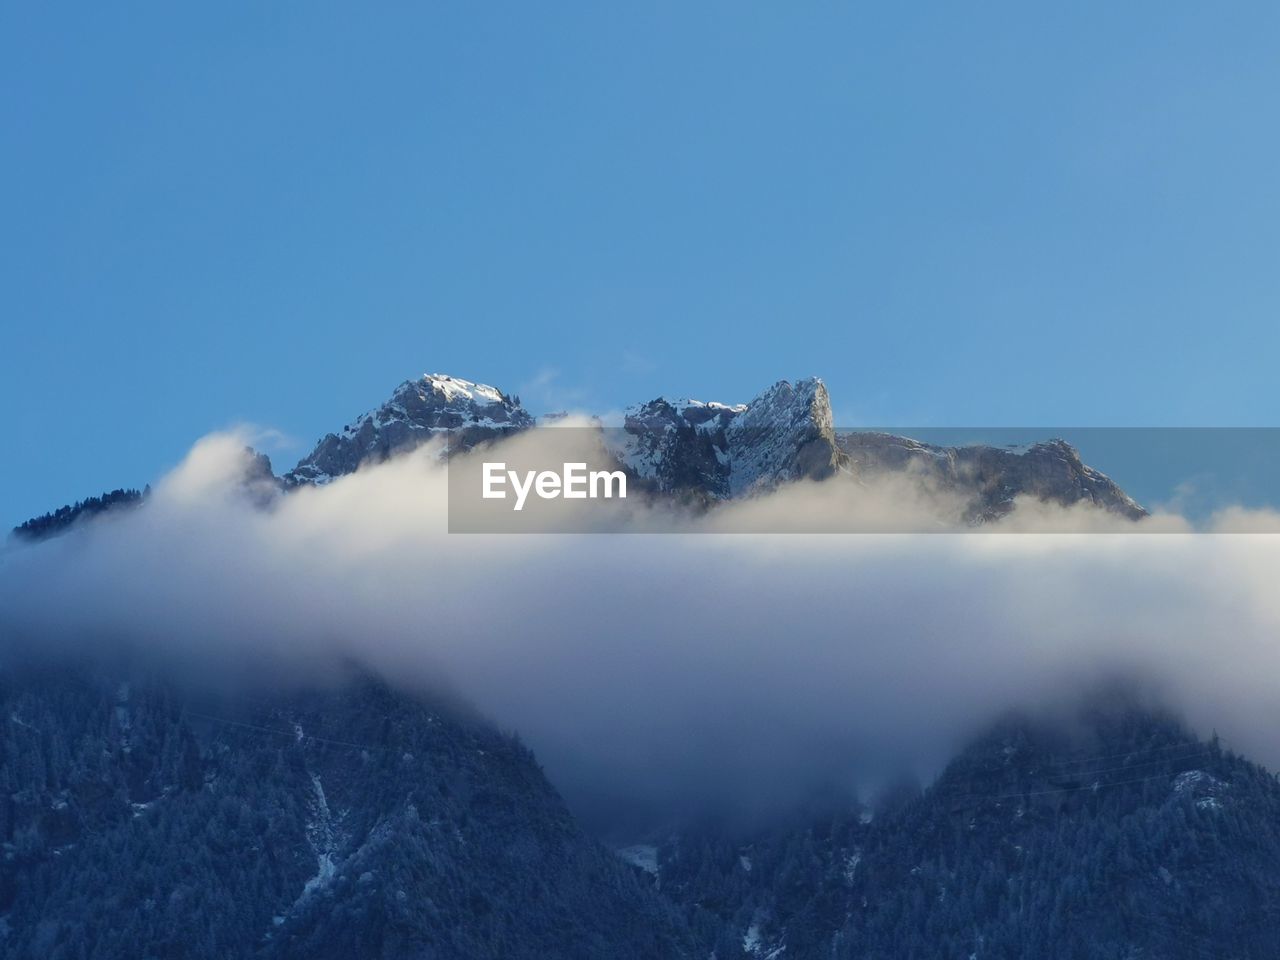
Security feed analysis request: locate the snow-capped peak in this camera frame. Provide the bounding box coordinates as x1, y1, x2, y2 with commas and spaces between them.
666, 398, 749, 416
614, 377, 846, 498
285, 371, 533, 486
418, 372, 507, 406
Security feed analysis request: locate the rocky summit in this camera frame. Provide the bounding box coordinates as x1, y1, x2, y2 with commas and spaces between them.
614, 378, 848, 499
15, 370, 1146, 538
284, 374, 534, 487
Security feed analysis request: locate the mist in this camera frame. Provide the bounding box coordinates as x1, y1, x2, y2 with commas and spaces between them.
3, 430, 1280, 833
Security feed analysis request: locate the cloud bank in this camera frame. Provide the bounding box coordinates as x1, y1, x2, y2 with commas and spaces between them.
3, 430, 1280, 831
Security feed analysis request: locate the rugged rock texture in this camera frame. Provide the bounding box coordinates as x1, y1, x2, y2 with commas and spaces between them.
837, 432, 1147, 522
612, 378, 1139, 524
724, 379, 848, 496
615, 398, 744, 498
615, 378, 849, 498
13, 371, 1144, 530
285, 374, 534, 486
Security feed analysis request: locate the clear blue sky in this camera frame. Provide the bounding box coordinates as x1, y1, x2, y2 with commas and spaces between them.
4, 3, 1279, 526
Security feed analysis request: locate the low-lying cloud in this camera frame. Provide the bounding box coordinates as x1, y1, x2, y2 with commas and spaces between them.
3, 430, 1280, 832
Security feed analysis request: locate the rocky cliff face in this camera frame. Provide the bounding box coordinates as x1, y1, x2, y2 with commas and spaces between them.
15, 370, 1146, 532
285, 374, 534, 486
724, 378, 849, 496
611, 377, 1141, 522
615, 397, 744, 499
615, 378, 849, 499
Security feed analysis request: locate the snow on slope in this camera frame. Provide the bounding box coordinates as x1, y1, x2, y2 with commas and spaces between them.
286, 373, 533, 485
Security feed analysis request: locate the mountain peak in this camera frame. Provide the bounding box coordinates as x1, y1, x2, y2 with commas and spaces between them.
16, 371, 1149, 532
725, 378, 846, 495
285, 372, 533, 486
413, 372, 509, 407
278, 370, 1141, 523
615, 376, 847, 498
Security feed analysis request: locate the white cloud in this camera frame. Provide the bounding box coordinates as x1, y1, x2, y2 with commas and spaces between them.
4, 430, 1280, 827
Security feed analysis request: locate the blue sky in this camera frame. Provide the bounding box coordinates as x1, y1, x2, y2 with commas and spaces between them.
4, 3, 1279, 526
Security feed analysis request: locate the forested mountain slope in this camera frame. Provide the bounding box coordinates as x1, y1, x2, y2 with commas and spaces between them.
0, 667, 692, 960
4, 662, 1280, 958
645, 700, 1280, 959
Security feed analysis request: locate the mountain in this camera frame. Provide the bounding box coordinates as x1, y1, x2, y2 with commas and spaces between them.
633, 695, 1280, 959
613, 377, 1144, 520
11, 489, 146, 543
280, 371, 1140, 521
286, 372, 852, 500
6, 663, 1280, 958
284, 374, 534, 487
837, 432, 1147, 523
615, 378, 848, 499
5, 370, 1270, 956
12, 370, 1145, 533
0, 666, 693, 960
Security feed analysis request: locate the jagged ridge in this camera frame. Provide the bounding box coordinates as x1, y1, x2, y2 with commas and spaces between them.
614, 378, 848, 498
12, 371, 1146, 533
285, 374, 534, 486
838, 432, 1146, 522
